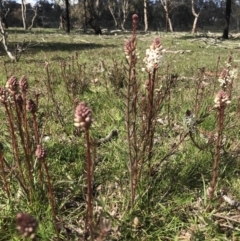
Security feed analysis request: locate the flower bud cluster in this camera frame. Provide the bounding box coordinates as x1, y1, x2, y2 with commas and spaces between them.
74, 102, 92, 130
26, 99, 37, 114
124, 40, 139, 65
214, 90, 230, 108
0, 75, 29, 105
35, 145, 47, 160
124, 14, 139, 65
124, 40, 133, 57
143, 37, 165, 73
218, 56, 238, 88
0, 87, 9, 103
16, 213, 38, 239
132, 14, 138, 25
6, 76, 18, 94
16, 94, 23, 111
19, 75, 28, 92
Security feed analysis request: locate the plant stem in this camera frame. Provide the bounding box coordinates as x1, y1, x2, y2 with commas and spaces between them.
4, 102, 26, 188
209, 105, 225, 201
43, 159, 60, 241
0, 148, 10, 198
85, 129, 93, 241
32, 112, 44, 187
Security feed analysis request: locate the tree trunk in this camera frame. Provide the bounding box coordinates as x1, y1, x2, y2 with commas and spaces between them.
192, 16, 199, 33
21, 0, 27, 30
144, 0, 148, 32
87, 0, 102, 34
65, 0, 70, 33
88, 17, 102, 34
108, 1, 118, 29
0, 12, 16, 61
191, 0, 201, 33
84, 0, 87, 31
121, 0, 129, 31
28, 8, 37, 30
167, 14, 173, 32
223, 0, 231, 39
161, 0, 173, 32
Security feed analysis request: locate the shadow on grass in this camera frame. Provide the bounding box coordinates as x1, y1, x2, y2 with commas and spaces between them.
12, 41, 117, 54
7, 28, 64, 35
1, 41, 116, 64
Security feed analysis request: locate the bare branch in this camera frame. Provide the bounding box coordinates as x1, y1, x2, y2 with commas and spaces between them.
28, 7, 38, 30
0, 19, 16, 61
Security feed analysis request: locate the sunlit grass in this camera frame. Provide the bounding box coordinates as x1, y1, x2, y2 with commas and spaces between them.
0, 28, 239, 240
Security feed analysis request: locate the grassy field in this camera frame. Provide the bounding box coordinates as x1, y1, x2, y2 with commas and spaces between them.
0, 26, 240, 240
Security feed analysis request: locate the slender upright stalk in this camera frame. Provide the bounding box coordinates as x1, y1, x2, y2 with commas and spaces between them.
0, 144, 10, 198
208, 90, 230, 202
85, 129, 93, 241
13, 94, 33, 185
32, 112, 44, 186
43, 159, 60, 241
124, 14, 139, 208
45, 63, 65, 127
74, 102, 93, 240
4, 102, 26, 187
209, 105, 224, 200
35, 145, 59, 240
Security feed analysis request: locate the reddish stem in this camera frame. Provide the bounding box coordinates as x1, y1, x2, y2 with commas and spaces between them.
85, 129, 93, 241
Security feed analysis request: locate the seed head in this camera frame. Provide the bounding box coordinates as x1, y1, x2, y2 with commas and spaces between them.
16, 213, 38, 240
74, 102, 92, 130
35, 145, 47, 160
6, 76, 18, 94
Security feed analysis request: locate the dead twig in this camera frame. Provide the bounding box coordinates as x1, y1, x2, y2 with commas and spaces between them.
213, 213, 240, 225
0, 18, 16, 61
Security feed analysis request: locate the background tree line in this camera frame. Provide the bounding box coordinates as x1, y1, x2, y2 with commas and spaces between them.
0, 0, 238, 34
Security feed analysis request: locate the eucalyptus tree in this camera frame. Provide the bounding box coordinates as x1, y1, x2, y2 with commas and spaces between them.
86, 0, 102, 34
19, 0, 39, 30
21, 0, 27, 29
191, 0, 201, 33
65, 0, 70, 33
159, 0, 188, 32
144, 0, 148, 31
223, 0, 231, 39
231, 0, 240, 31
160, 0, 173, 32
120, 0, 130, 30
106, 0, 130, 31
107, 0, 121, 29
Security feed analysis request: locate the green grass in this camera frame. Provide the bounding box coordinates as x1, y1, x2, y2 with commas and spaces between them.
0, 27, 240, 240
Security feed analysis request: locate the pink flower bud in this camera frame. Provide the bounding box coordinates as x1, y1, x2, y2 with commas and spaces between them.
6, 76, 18, 94
26, 99, 37, 114
214, 90, 230, 108
132, 14, 138, 23
74, 102, 92, 130
35, 145, 47, 160
19, 75, 28, 92
16, 213, 38, 239
0, 87, 8, 103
